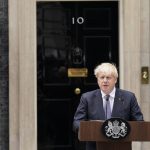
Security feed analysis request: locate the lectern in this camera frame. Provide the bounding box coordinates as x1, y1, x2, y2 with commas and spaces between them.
79, 120, 150, 150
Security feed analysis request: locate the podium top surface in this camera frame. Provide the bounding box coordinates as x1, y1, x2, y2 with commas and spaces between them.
79, 120, 150, 142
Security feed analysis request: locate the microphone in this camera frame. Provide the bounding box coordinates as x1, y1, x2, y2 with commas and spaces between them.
106, 95, 110, 101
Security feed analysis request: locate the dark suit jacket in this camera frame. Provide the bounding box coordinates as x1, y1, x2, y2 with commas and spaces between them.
73, 88, 144, 150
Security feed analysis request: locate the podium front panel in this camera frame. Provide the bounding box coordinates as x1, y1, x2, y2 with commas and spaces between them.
79, 120, 150, 142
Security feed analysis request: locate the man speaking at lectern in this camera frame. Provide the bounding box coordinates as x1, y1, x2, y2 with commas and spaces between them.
73, 62, 144, 150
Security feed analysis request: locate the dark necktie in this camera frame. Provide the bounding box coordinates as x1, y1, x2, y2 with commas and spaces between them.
105, 95, 111, 119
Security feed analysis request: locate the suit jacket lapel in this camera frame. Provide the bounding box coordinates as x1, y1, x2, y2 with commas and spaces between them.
95, 90, 105, 119
111, 88, 123, 117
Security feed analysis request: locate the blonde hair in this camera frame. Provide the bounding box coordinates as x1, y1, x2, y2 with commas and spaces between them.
94, 63, 118, 78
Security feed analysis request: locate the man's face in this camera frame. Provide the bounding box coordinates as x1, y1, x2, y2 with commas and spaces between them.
97, 72, 117, 94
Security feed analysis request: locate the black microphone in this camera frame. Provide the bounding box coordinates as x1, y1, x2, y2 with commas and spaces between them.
106, 95, 110, 101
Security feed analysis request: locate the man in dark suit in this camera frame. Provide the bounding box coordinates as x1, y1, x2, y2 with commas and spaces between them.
73, 62, 144, 150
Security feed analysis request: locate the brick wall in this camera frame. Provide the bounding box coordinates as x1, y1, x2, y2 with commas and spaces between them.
0, 0, 9, 149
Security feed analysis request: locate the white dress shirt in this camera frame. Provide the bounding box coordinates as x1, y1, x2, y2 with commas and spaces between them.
101, 87, 116, 112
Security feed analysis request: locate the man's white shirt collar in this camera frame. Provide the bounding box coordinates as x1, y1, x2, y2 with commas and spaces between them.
101, 87, 116, 112
101, 87, 116, 98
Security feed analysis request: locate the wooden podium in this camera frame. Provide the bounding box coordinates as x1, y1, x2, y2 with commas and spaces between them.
79, 120, 150, 150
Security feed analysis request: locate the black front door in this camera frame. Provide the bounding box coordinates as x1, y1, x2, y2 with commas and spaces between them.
37, 1, 118, 150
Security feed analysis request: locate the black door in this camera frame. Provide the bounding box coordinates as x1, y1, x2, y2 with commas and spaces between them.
37, 1, 118, 150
